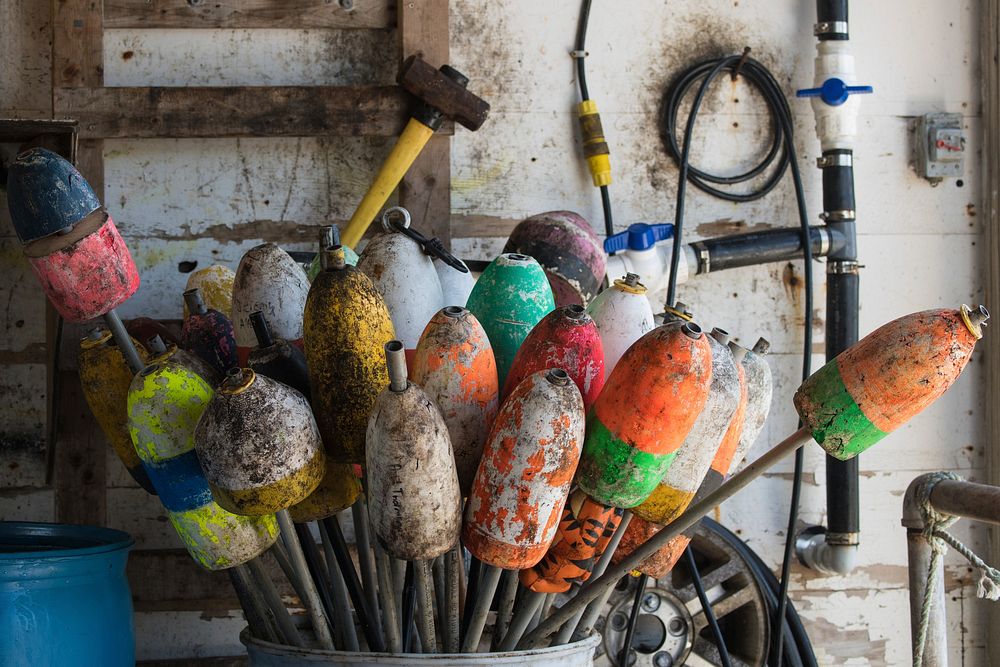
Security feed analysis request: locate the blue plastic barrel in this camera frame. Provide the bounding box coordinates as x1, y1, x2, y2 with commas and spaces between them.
0, 522, 135, 666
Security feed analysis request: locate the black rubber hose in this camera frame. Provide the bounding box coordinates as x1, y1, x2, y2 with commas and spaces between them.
685, 547, 734, 667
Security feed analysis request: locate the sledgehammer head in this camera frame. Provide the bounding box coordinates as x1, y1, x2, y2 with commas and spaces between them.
398, 55, 490, 131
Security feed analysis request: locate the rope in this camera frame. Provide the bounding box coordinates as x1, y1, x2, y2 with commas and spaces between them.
912, 472, 1000, 667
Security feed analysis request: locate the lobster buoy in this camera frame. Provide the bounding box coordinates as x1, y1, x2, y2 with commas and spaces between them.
183, 264, 235, 320
503, 211, 606, 307
585, 273, 655, 373
231, 243, 310, 364
246, 311, 311, 398
195, 369, 325, 516
466, 253, 554, 389
411, 306, 499, 495
146, 335, 222, 387
181, 288, 238, 374
502, 304, 604, 411
436, 257, 476, 308
463, 369, 585, 570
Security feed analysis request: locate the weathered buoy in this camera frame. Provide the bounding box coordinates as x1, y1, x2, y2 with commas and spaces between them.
5, 147, 101, 244
731, 338, 773, 467
502, 211, 606, 307
181, 288, 238, 374
127, 362, 278, 569
632, 329, 741, 526
435, 257, 476, 308
585, 273, 655, 373
795, 305, 989, 459
366, 341, 462, 560
183, 264, 235, 320
519, 489, 625, 593
287, 463, 362, 523
502, 304, 605, 411
578, 322, 713, 508
463, 369, 585, 570
306, 225, 358, 282
466, 253, 555, 389
411, 306, 498, 495
231, 243, 310, 364
22, 209, 139, 322
147, 335, 222, 387
246, 311, 310, 398
195, 368, 326, 516
304, 246, 395, 463
78, 329, 154, 493
357, 227, 443, 360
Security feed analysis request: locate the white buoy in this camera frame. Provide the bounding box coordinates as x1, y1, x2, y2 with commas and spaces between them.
435, 257, 476, 308
585, 273, 655, 373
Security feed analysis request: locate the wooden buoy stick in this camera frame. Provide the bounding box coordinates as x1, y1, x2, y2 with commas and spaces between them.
276, 510, 336, 649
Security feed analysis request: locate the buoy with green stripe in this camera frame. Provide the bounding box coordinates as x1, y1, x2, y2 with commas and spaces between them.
577, 321, 713, 508
795, 305, 989, 459
127, 362, 278, 570
195, 368, 326, 516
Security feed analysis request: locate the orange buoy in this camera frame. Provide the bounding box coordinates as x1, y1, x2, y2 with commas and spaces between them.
463, 369, 585, 570
411, 306, 498, 495
577, 322, 713, 508
501, 305, 605, 411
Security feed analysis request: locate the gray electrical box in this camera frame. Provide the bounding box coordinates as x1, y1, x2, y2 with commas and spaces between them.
915, 113, 965, 181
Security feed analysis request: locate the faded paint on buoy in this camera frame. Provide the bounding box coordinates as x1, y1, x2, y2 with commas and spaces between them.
304, 247, 395, 463
148, 337, 223, 387
247, 311, 311, 398
731, 339, 773, 467
795, 305, 988, 459
183, 265, 235, 319
466, 253, 555, 389
585, 274, 655, 374
78, 329, 154, 493
128, 362, 278, 570
232, 243, 310, 364
23, 210, 139, 322
411, 306, 498, 495
503, 211, 607, 307
287, 462, 362, 523
195, 369, 326, 516
436, 257, 476, 308
181, 289, 239, 374
5, 147, 101, 244
357, 231, 444, 357
463, 369, 585, 570
632, 331, 740, 526
502, 304, 605, 411
366, 342, 462, 561
519, 489, 624, 593
578, 322, 713, 508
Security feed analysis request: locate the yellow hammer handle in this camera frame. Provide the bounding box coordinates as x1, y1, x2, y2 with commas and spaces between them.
341, 118, 435, 248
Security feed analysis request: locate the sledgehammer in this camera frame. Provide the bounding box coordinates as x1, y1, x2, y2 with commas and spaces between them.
341, 55, 490, 247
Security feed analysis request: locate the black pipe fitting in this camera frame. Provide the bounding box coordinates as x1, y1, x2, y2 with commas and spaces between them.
690, 225, 843, 274
816, 0, 849, 40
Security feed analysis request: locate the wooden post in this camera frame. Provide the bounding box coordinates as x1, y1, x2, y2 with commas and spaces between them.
51, 0, 108, 526
981, 1, 1000, 663
398, 0, 452, 249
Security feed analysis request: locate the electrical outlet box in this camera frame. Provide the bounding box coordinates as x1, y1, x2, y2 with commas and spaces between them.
916, 113, 965, 180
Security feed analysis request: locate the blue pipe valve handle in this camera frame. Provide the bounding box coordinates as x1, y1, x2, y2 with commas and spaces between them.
796, 78, 873, 107
604, 222, 674, 255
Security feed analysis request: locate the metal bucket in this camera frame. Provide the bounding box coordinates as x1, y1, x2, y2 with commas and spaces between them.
242, 630, 600, 666
0, 522, 135, 667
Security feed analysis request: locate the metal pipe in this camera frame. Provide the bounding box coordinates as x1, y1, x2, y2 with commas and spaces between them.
929, 480, 1000, 525
385, 341, 408, 392
322, 515, 385, 651
415, 560, 438, 652
183, 288, 207, 316
318, 521, 359, 651
103, 310, 144, 374
445, 545, 462, 652
523, 427, 813, 648
906, 531, 947, 666
248, 556, 305, 648
375, 540, 403, 652
461, 564, 502, 652
228, 564, 279, 643
276, 510, 336, 649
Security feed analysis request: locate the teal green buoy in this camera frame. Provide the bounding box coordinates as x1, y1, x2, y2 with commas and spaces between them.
466, 253, 555, 388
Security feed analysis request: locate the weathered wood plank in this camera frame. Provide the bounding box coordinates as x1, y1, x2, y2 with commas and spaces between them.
128, 548, 294, 612
138, 658, 247, 667
104, 0, 394, 30
52, 0, 105, 89
397, 0, 451, 247
53, 370, 107, 525
54, 86, 415, 138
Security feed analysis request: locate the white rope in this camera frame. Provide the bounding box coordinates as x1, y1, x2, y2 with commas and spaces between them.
912, 472, 1000, 667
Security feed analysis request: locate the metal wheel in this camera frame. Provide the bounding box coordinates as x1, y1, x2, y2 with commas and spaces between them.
595, 521, 770, 667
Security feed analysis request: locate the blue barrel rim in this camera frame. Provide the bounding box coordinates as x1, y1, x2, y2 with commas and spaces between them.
0, 521, 134, 560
